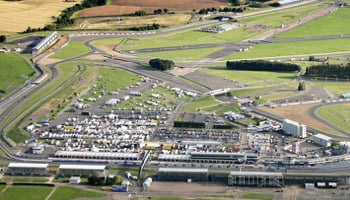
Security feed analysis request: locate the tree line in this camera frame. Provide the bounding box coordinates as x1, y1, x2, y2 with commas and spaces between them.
226, 60, 301, 72
305, 64, 350, 79
23, 0, 106, 33
149, 58, 175, 71
198, 7, 244, 14
129, 23, 161, 31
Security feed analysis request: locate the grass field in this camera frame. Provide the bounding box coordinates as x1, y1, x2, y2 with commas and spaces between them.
314, 81, 350, 97
0, 0, 78, 33
0, 186, 52, 200
182, 96, 218, 112
240, 193, 273, 200
276, 7, 350, 39
224, 38, 350, 60
90, 38, 124, 47
85, 67, 141, 99
49, 186, 106, 200
138, 47, 223, 61
316, 103, 350, 133
0, 53, 34, 98
202, 103, 241, 114
50, 41, 90, 59
202, 67, 296, 86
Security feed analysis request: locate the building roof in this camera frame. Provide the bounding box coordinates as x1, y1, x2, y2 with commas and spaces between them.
313, 133, 332, 141
54, 151, 140, 159
8, 162, 48, 168
157, 154, 190, 160
342, 93, 350, 98
59, 164, 105, 170
159, 168, 208, 173
230, 171, 283, 177
32, 31, 58, 50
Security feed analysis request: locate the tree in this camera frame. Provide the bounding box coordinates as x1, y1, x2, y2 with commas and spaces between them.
88, 175, 104, 185
0, 35, 6, 43
163, 8, 169, 14
298, 82, 305, 91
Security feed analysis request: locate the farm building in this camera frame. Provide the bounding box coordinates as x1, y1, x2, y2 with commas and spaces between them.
228, 171, 284, 187
282, 119, 307, 138
7, 162, 48, 176
32, 31, 59, 55
312, 133, 332, 147
156, 168, 208, 182
58, 164, 106, 177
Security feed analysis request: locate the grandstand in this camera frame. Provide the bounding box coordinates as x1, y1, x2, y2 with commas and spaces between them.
32, 31, 59, 55
156, 168, 208, 182
54, 151, 140, 160
228, 171, 284, 187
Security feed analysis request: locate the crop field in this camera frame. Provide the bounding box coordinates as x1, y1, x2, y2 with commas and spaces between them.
0, 0, 78, 33
240, 193, 273, 200
224, 38, 350, 60
78, 0, 227, 17
0, 53, 34, 99
183, 96, 219, 112
202, 67, 296, 86
0, 185, 52, 200
49, 186, 106, 200
77, 14, 191, 30
49, 41, 90, 59
316, 103, 350, 133
276, 7, 350, 39
138, 47, 223, 61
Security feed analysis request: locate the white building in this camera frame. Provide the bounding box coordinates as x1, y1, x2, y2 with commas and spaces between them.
7, 163, 48, 176
312, 133, 332, 147
32, 31, 59, 55
282, 119, 307, 138
69, 176, 81, 184
291, 141, 300, 154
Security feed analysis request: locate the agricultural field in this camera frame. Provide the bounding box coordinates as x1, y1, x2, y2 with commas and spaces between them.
0, 0, 78, 33
0, 53, 34, 99
276, 6, 350, 39
49, 41, 90, 59
240, 193, 273, 200
224, 38, 350, 60
0, 185, 52, 200
316, 103, 350, 133
138, 47, 223, 62
79, 0, 228, 17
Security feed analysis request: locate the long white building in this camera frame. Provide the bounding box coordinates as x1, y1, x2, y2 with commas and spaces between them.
32, 31, 59, 55
282, 119, 307, 138
312, 133, 332, 147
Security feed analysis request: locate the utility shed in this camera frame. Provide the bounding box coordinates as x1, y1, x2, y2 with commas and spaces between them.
58, 164, 106, 177
156, 168, 208, 182
7, 162, 48, 176
228, 171, 284, 187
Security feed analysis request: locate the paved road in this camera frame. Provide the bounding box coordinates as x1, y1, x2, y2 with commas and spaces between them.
308, 101, 350, 137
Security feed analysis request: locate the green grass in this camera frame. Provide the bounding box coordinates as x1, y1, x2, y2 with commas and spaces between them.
314, 81, 350, 97
182, 96, 218, 112
202, 103, 241, 115
0, 185, 5, 192
240, 193, 273, 200
316, 103, 350, 133
276, 7, 350, 39
0, 53, 34, 97
138, 47, 223, 61
90, 37, 124, 47
50, 41, 90, 59
0, 186, 52, 200
202, 67, 296, 86
49, 186, 106, 200
6, 129, 30, 144
241, 3, 326, 27
229, 88, 270, 98
85, 67, 141, 99
224, 38, 350, 60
